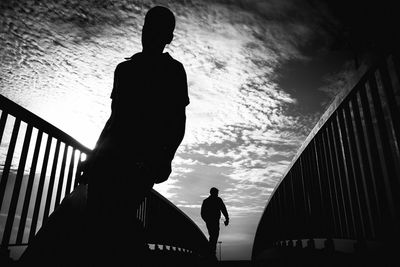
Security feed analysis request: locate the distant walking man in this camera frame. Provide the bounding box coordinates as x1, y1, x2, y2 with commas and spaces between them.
201, 187, 229, 260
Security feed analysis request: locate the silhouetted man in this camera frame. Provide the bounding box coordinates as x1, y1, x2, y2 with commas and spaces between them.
16, 6, 188, 267
84, 6, 189, 266
201, 187, 229, 260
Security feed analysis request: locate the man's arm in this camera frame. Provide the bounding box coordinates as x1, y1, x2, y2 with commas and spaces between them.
163, 63, 188, 158
200, 200, 206, 221
79, 64, 120, 181
96, 63, 121, 148
153, 64, 188, 184
220, 198, 229, 226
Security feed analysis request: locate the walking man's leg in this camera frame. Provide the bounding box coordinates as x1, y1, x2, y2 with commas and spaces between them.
206, 222, 220, 260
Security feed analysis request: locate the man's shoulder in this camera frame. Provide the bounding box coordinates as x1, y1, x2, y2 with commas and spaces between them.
164, 53, 185, 70
115, 61, 132, 75
116, 53, 141, 68
116, 53, 183, 69
203, 196, 212, 203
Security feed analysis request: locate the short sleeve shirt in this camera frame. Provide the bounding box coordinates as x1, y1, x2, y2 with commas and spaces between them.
108, 52, 189, 153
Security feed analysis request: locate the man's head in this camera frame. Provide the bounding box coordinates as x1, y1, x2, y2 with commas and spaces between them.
210, 187, 219, 197
142, 6, 175, 53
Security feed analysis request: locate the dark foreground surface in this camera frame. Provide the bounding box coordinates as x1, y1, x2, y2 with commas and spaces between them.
218, 261, 252, 267
2, 252, 399, 267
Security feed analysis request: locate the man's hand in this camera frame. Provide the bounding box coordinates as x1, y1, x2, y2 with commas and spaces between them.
224, 218, 229, 226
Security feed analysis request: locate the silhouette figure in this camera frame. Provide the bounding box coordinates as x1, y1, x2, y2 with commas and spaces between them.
18, 6, 189, 267
201, 187, 229, 260
82, 6, 189, 266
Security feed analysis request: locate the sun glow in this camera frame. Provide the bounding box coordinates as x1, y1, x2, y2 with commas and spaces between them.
31, 91, 107, 150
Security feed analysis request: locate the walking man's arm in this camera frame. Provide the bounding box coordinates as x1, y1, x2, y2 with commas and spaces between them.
220, 199, 229, 226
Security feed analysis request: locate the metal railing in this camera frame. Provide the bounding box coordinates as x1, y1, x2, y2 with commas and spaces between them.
252, 52, 400, 260
0, 94, 208, 259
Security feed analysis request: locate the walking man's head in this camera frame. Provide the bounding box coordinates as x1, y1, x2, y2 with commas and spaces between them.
142, 6, 175, 53
210, 187, 219, 197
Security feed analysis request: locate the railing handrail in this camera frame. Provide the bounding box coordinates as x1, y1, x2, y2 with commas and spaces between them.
276, 61, 371, 191
252, 52, 400, 260
0, 94, 91, 154
0, 93, 208, 259
150, 189, 207, 239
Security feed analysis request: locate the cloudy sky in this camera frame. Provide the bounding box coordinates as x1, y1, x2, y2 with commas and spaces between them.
2, 0, 392, 261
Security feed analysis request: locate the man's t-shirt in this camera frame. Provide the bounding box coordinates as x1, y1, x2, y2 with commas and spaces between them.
98, 51, 189, 182
111, 52, 189, 109
201, 196, 229, 223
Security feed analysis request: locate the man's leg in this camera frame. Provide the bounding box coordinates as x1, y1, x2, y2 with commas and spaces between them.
85, 158, 154, 266
206, 222, 220, 259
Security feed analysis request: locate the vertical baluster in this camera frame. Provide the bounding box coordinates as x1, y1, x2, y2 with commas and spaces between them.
378, 61, 400, 157
321, 128, 341, 238
367, 74, 400, 236
65, 148, 76, 195
55, 144, 68, 208
288, 172, 296, 241
138, 201, 143, 224
290, 165, 298, 241
145, 193, 152, 233
16, 130, 43, 244
0, 118, 21, 212
142, 199, 145, 224
316, 132, 335, 237
43, 140, 60, 222
377, 62, 400, 200
310, 141, 324, 237
285, 173, 294, 241
142, 198, 146, 227
293, 161, 305, 242
301, 148, 312, 239
136, 201, 141, 221
29, 135, 52, 241
314, 135, 331, 238
297, 160, 307, 241
1, 124, 32, 247
359, 85, 390, 240
283, 178, 291, 242
337, 107, 363, 240
351, 93, 378, 240
142, 197, 147, 229
276, 187, 283, 242
327, 120, 350, 238
306, 147, 318, 248
271, 193, 279, 244
74, 152, 83, 187
299, 157, 311, 239
0, 111, 8, 145
346, 101, 373, 241
333, 115, 357, 239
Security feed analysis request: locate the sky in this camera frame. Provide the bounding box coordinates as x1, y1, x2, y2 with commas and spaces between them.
1, 0, 396, 261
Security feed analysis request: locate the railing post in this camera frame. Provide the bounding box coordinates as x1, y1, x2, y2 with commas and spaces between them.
0, 111, 8, 145
16, 130, 43, 244
29, 134, 52, 242
306, 239, 315, 250
0, 118, 21, 212
324, 238, 335, 253
2, 124, 33, 247
295, 239, 302, 249
43, 139, 61, 222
